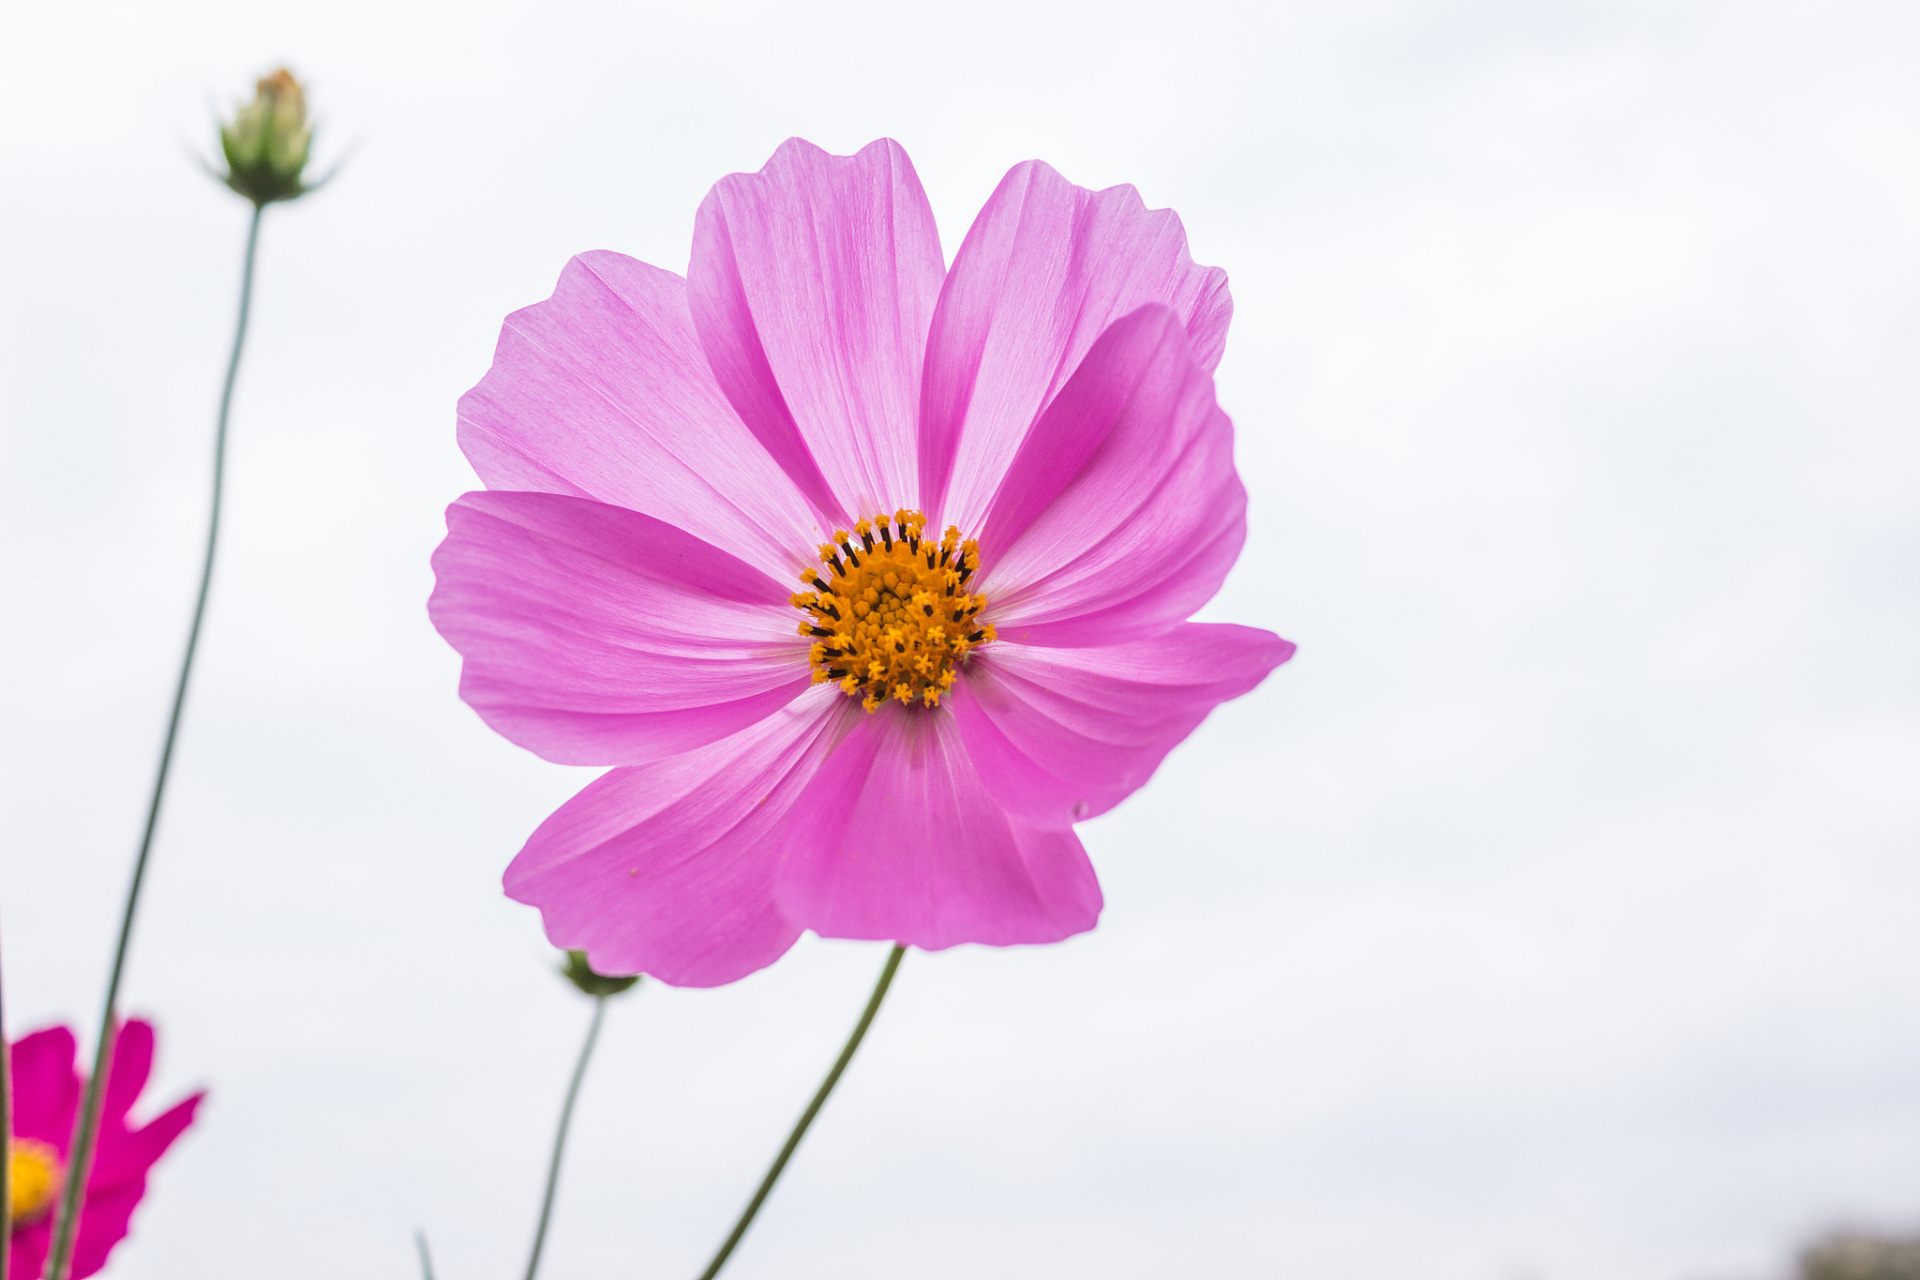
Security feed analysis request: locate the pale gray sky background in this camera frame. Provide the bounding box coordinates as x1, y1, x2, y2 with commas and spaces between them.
2, 2, 1917, 1278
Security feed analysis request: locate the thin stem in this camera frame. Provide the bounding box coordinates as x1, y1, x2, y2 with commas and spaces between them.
695, 944, 906, 1280
414, 1229, 436, 1280
525, 996, 609, 1280
2, 920, 12, 1280
45, 201, 267, 1280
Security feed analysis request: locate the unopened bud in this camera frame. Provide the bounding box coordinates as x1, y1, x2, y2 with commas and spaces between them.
219, 68, 314, 205
560, 950, 640, 998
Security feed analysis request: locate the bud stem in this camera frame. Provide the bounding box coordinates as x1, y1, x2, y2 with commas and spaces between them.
695, 944, 907, 1280
524, 994, 611, 1280
44, 201, 266, 1280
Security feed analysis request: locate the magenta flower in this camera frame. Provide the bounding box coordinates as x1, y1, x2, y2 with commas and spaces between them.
8, 1021, 201, 1280
430, 139, 1294, 987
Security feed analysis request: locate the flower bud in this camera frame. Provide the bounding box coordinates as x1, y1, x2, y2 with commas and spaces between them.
560, 950, 640, 998
219, 68, 313, 205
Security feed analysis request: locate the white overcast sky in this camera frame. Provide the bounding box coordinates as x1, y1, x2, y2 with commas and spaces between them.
2, 2, 1918, 1279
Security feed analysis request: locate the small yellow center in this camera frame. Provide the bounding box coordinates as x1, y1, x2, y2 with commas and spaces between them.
9, 1136, 61, 1228
793, 510, 995, 712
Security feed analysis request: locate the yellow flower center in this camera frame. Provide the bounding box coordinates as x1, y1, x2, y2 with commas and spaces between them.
792, 510, 994, 712
9, 1136, 61, 1228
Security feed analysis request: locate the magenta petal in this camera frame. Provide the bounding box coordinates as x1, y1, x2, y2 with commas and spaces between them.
77, 1092, 202, 1280
5, 1021, 200, 1280
68, 1179, 141, 1280
504, 689, 855, 987
458, 251, 820, 582
430, 490, 812, 766
99, 1018, 154, 1128
90, 1091, 201, 1190
953, 624, 1294, 828
690, 138, 946, 521
978, 305, 1245, 645
920, 160, 1232, 530
771, 708, 1102, 949
11, 1225, 49, 1280
10, 1025, 79, 1151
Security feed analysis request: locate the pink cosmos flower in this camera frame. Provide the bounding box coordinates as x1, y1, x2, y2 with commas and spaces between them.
430, 138, 1294, 987
8, 1021, 201, 1280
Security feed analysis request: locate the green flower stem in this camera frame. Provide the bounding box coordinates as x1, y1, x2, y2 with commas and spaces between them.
2, 923, 13, 1280
414, 1229, 436, 1280
525, 995, 610, 1280
45, 201, 266, 1280
696, 944, 907, 1280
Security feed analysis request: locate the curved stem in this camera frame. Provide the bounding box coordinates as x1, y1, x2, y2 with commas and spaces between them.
696, 944, 906, 1280
45, 201, 266, 1280
525, 996, 609, 1280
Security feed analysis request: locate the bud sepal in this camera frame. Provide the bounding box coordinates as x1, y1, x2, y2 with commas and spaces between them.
218, 68, 315, 205
560, 950, 640, 998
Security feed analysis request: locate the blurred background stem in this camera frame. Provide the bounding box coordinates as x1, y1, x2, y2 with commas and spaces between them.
3, 921, 13, 1280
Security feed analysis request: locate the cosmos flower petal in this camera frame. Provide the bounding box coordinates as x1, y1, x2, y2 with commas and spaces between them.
951, 624, 1295, 828
9, 1225, 50, 1280
440, 139, 1292, 981
690, 138, 946, 522
99, 1017, 155, 1128
72, 1089, 201, 1280
458, 251, 820, 582
978, 305, 1246, 645
430, 490, 813, 766
7, 1020, 199, 1280
10, 1025, 79, 1150
920, 159, 1232, 531
504, 689, 854, 988
772, 709, 1103, 949
89, 1092, 202, 1190
66, 1182, 143, 1280
972, 303, 1200, 563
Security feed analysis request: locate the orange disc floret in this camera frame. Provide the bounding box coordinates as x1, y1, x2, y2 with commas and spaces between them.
790, 510, 994, 712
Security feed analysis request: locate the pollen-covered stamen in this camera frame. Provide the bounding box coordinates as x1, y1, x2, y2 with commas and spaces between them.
10, 1135, 62, 1226
791, 509, 995, 713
